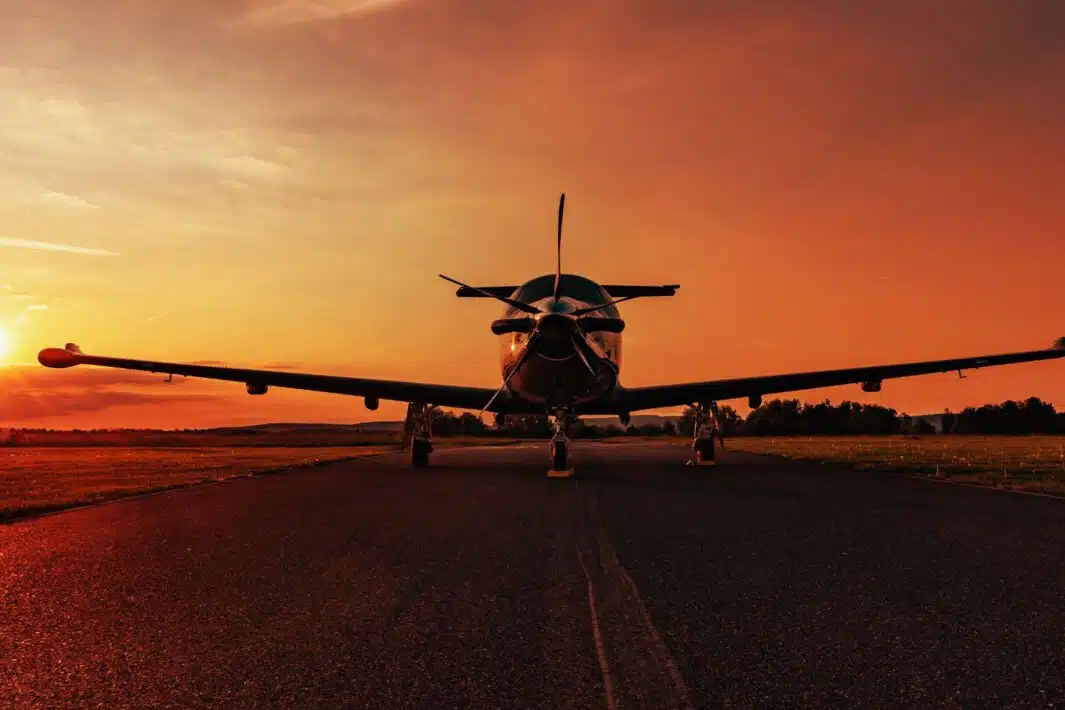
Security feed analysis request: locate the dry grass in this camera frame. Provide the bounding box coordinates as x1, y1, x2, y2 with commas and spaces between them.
728, 436, 1065, 495
0, 446, 394, 522
0, 438, 534, 522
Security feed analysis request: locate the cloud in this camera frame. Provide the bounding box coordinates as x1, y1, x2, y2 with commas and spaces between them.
138, 312, 169, 324
240, 0, 409, 27
34, 190, 100, 210
26, 304, 48, 311
3, 366, 199, 389
0, 389, 220, 421
0, 238, 117, 257
263, 362, 303, 370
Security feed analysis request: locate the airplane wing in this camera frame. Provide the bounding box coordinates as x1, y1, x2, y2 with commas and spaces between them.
38, 343, 500, 411
618, 339, 1065, 412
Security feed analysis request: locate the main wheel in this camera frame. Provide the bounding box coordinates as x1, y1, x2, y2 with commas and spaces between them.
411, 438, 431, 468
696, 436, 715, 464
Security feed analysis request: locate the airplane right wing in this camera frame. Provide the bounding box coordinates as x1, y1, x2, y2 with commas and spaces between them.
616, 338, 1065, 412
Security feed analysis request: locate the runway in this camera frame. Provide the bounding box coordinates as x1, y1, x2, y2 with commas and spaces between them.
3, 441, 1065, 709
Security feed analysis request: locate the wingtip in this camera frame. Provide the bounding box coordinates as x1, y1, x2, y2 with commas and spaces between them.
1054, 336, 1065, 350
38, 347, 78, 368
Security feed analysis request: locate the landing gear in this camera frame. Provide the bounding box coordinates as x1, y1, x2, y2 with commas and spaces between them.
403, 402, 434, 468
547, 408, 574, 477
688, 401, 722, 467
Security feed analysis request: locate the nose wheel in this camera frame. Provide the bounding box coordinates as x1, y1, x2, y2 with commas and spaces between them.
547, 408, 574, 477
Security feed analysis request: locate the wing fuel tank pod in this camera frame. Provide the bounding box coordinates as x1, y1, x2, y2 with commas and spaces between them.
246, 383, 269, 395
38, 348, 79, 368
861, 380, 883, 393
39, 343, 85, 368
748, 394, 762, 409
364, 395, 379, 411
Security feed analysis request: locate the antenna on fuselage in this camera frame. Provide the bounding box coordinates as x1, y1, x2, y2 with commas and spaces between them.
553, 193, 565, 304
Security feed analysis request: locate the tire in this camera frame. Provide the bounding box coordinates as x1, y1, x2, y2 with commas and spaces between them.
551, 440, 569, 471
411, 439, 431, 468
697, 437, 715, 463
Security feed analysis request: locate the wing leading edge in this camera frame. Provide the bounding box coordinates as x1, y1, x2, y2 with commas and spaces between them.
617, 339, 1065, 412
38, 344, 501, 412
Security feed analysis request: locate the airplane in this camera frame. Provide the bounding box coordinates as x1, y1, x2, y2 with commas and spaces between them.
39, 194, 1065, 475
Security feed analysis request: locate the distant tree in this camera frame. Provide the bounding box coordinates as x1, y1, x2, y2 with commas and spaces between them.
953, 398, 1059, 435
942, 409, 956, 434
915, 419, 936, 435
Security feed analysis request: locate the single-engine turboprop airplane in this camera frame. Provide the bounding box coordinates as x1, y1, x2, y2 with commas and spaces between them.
40, 194, 1065, 475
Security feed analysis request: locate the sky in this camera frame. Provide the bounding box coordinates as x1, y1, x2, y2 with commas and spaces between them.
1, 0, 1064, 428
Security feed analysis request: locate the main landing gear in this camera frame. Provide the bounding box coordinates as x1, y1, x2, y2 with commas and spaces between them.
548, 408, 574, 478
688, 401, 723, 467
403, 402, 434, 468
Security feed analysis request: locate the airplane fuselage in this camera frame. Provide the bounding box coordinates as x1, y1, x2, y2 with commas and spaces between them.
497, 274, 622, 409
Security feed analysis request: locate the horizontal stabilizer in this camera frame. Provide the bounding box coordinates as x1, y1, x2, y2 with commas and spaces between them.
601, 284, 679, 298
454, 284, 679, 298
455, 286, 520, 298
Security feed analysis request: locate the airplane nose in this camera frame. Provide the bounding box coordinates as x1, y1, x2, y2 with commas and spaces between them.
534, 313, 577, 359
537, 312, 573, 334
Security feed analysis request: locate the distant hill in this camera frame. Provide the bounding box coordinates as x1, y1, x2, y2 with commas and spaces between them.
209, 421, 404, 433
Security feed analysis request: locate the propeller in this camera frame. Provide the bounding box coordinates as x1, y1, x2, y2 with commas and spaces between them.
439, 274, 540, 315
478, 332, 540, 417
571, 296, 634, 317
553, 193, 564, 304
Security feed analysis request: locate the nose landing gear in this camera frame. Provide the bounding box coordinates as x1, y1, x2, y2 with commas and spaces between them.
547, 408, 574, 477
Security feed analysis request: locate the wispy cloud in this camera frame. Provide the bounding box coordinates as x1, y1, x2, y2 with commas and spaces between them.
138, 312, 169, 324
26, 304, 48, 311
241, 0, 408, 27
35, 190, 99, 210
0, 238, 117, 256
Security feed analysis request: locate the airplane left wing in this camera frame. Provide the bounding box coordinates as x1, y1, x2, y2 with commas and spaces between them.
38, 343, 501, 411
617, 339, 1065, 412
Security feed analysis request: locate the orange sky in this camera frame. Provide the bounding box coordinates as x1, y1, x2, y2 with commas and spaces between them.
1, 0, 1064, 428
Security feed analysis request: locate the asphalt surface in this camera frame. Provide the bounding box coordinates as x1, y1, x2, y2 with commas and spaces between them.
3, 441, 1065, 709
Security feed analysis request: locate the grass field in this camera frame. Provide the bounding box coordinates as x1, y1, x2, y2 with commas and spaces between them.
728, 435, 1065, 495
0, 446, 400, 522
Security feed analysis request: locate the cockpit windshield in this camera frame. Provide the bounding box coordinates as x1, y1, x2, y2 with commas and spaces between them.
511, 274, 617, 315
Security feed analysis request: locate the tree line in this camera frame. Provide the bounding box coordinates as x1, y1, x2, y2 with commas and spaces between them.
431, 397, 1065, 437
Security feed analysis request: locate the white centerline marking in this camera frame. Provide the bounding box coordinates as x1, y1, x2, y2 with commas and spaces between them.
576, 546, 618, 710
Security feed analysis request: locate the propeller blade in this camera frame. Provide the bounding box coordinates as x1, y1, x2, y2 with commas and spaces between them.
578, 317, 625, 334
571, 296, 634, 317
571, 334, 598, 376
553, 193, 565, 303
439, 274, 540, 315
491, 317, 536, 335
479, 333, 538, 417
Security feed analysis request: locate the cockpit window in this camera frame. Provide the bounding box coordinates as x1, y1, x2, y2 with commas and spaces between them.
510, 274, 619, 316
